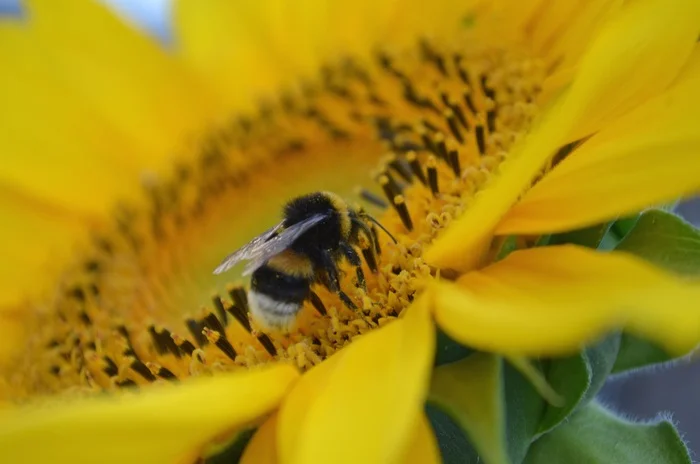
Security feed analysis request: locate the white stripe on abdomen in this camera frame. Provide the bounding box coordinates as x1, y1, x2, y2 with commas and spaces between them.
248, 290, 303, 332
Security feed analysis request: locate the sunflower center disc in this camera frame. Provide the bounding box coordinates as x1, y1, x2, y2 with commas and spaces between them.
6, 41, 544, 400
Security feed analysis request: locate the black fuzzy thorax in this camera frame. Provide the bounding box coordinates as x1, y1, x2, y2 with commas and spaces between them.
283, 192, 345, 260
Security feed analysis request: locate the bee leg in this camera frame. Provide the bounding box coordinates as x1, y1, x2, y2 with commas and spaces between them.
340, 242, 366, 291
351, 217, 380, 271
370, 224, 381, 255
319, 249, 358, 311
361, 247, 378, 273
338, 291, 358, 310
308, 291, 327, 316
355, 267, 367, 292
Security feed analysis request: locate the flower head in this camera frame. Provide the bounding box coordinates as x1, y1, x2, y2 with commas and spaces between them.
1, 0, 699, 462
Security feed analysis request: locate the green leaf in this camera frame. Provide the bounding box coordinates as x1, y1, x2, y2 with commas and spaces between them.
548, 222, 614, 249
546, 220, 617, 249
506, 356, 563, 407
537, 335, 620, 436
615, 209, 700, 276
426, 403, 480, 464
428, 354, 508, 464
525, 403, 691, 464
578, 334, 621, 406
611, 214, 641, 239
597, 232, 620, 250
428, 354, 547, 464
434, 327, 474, 366
611, 209, 700, 373
534, 234, 551, 247
537, 356, 586, 435
503, 362, 546, 464
495, 236, 519, 261
612, 333, 673, 374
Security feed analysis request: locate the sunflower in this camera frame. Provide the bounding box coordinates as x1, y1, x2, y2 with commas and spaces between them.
1, 0, 699, 462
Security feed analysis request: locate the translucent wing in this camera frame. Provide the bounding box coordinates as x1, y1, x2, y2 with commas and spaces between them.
242, 214, 327, 275
212, 214, 327, 275
212, 220, 285, 275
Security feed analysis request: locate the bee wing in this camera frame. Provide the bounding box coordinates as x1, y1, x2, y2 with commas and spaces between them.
212, 220, 286, 274
242, 214, 327, 275
212, 214, 327, 275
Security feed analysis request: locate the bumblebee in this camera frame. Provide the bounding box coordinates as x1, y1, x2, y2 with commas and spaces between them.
213, 191, 396, 331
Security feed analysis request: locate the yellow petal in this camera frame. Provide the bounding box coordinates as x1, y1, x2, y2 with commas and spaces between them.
0, 305, 25, 370
0, 188, 83, 365
0, 185, 96, 308
0, 365, 298, 464
431, 245, 700, 356
20, 0, 221, 169
423, 105, 565, 272
560, 0, 700, 142
0, 23, 149, 216
527, 1, 597, 58
277, 341, 339, 464
534, 0, 622, 71
463, 0, 578, 54
468, 0, 627, 100
398, 413, 440, 464
498, 46, 700, 235
538, 0, 623, 96
471, 0, 544, 41
173, 0, 288, 111
173, 0, 478, 110
424, 0, 699, 272
378, 0, 479, 49
278, 298, 435, 464
241, 414, 279, 464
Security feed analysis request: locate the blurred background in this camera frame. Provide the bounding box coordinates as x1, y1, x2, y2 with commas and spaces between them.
2, 0, 698, 456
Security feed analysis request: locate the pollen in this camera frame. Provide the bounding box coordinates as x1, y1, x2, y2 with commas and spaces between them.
3, 40, 544, 401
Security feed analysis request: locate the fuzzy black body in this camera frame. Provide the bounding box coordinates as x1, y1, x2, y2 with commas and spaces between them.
251, 266, 311, 306
248, 265, 312, 331
283, 192, 348, 263
246, 192, 377, 331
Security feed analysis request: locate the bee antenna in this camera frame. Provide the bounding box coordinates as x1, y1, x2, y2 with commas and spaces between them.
361, 213, 398, 244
